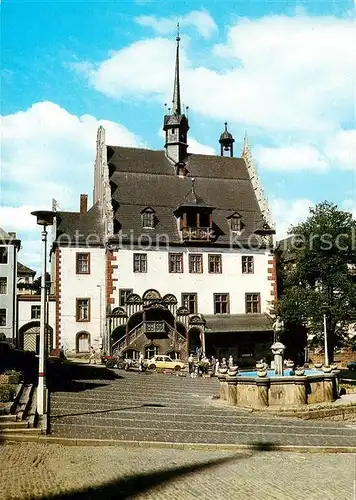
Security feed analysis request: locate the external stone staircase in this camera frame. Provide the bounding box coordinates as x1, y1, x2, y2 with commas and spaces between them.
112, 321, 187, 357
0, 383, 45, 438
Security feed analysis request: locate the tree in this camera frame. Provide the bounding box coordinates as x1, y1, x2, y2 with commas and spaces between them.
277, 201, 356, 363
31, 272, 51, 295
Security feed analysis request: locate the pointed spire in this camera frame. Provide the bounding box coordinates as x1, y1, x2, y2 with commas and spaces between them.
242, 131, 250, 154
172, 22, 181, 115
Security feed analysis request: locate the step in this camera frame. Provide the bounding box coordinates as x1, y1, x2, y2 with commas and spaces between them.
0, 421, 29, 430
0, 427, 41, 435
0, 414, 17, 423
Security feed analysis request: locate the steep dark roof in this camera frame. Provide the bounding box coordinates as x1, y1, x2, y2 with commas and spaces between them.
107, 147, 263, 245
55, 202, 104, 246
204, 313, 273, 333
17, 262, 36, 276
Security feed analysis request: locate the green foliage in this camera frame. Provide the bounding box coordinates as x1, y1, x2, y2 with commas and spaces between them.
3, 370, 23, 384
277, 202, 356, 360
0, 384, 16, 402
31, 272, 51, 295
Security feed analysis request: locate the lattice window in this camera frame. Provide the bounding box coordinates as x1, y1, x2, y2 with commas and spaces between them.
182, 293, 198, 314
214, 294, 229, 314
169, 253, 183, 273
242, 256, 254, 274
208, 254, 222, 274
189, 254, 203, 273
245, 293, 260, 313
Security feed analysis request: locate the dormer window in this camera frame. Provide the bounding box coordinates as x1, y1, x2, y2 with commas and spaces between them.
227, 212, 242, 232
230, 216, 241, 232
141, 207, 155, 229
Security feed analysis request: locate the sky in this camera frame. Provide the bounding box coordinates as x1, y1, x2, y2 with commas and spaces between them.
1, 0, 355, 272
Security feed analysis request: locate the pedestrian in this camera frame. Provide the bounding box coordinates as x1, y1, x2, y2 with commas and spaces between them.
88, 346, 96, 364
59, 345, 65, 362
188, 353, 194, 374
215, 359, 220, 375
139, 352, 144, 372
228, 355, 234, 368
210, 356, 216, 374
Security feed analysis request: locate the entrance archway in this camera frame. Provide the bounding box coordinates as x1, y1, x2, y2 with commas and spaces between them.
76, 331, 90, 353
19, 322, 53, 354
188, 327, 202, 356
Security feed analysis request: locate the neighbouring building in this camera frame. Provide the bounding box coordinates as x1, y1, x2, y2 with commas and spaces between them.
17, 294, 56, 354
17, 262, 36, 294
51, 34, 277, 364
0, 227, 21, 343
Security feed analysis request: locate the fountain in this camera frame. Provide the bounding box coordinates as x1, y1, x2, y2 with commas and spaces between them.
217, 317, 340, 409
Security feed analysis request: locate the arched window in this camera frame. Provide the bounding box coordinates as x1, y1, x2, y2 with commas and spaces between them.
145, 344, 159, 359
76, 331, 90, 353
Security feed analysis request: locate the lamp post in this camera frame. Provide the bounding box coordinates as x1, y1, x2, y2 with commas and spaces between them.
321, 306, 329, 367
31, 210, 55, 416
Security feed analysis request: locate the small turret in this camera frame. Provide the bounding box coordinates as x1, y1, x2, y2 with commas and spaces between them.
219, 122, 235, 157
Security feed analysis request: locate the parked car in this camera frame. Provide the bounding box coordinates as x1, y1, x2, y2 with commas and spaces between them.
147, 355, 185, 371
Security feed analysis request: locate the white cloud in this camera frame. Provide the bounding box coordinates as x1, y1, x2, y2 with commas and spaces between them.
188, 137, 216, 155
1, 101, 141, 208
271, 198, 313, 239
324, 129, 356, 170
255, 145, 328, 172
135, 10, 218, 38
80, 13, 355, 135
1, 101, 141, 270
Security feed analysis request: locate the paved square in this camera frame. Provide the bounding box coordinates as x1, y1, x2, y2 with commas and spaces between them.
50, 367, 356, 448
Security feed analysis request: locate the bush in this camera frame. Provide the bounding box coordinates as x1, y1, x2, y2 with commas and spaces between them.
346, 361, 356, 371
0, 384, 16, 402
3, 370, 23, 384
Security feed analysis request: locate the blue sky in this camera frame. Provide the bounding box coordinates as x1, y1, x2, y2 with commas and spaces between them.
1, 0, 355, 271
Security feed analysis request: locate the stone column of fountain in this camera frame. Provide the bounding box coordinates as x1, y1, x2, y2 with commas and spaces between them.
271, 342, 286, 376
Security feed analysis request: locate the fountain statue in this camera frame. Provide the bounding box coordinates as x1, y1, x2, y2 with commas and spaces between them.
271, 341, 286, 376
271, 316, 286, 375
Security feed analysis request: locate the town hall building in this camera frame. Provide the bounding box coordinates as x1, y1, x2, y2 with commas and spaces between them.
51, 33, 277, 365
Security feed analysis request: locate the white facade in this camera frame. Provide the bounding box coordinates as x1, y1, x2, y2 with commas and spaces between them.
0, 232, 20, 343
58, 246, 106, 354
113, 246, 273, 315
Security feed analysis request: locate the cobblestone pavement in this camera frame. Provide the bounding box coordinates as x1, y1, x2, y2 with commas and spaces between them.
50, 368, 356, 447
0, 442, 355, 500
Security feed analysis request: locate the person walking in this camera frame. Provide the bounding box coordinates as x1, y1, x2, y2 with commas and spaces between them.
139, 352, 144, 372
188, 353, 194, 374
214, 359, 220, 376
88, 346, 96, 364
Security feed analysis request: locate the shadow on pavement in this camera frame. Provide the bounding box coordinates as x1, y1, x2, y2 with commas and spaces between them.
47, 361, 122, 394
52, 403, 166, 419
40, 445, 274, 500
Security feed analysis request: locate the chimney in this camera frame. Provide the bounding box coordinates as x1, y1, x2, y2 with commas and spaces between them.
80, 194, 88, 214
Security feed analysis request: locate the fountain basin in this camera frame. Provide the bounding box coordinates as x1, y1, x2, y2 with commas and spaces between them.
218, 370, 339, 408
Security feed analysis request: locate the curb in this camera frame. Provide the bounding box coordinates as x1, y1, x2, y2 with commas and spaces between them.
1, 435, 356, 454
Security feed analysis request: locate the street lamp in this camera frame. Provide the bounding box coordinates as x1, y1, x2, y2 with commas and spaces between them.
321, 306, 329, 367
31, 210, 55, 416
